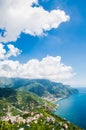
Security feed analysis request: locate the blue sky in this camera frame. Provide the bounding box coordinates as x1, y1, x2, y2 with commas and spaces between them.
0, 0, 86, 86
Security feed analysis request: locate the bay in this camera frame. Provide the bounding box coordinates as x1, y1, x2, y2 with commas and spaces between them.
55, 88, 86, 129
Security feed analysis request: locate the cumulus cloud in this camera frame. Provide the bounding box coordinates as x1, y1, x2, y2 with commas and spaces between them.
0, 1, 72, 83
0, 43, 21, 60
0, 43, 6, 60
0, 56, 74, 82
6, 44, 21, 58
0, 0, 70, 42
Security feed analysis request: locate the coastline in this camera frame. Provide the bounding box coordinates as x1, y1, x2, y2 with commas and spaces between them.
53, 94, 78, 111
42, 92, 79, 112
53, 92, 86, 130
51, 97, 65, 111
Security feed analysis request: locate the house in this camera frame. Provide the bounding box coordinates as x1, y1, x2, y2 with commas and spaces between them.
63, 123, 68, 129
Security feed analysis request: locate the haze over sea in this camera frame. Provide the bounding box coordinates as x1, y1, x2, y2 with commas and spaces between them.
55, 88, 86, 130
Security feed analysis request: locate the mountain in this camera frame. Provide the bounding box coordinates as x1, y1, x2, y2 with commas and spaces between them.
0, 78, 78, 99
0, 88, 55, 117
0, 78, 82, 129
0, 88, 82, 130
21, 79, 78, 98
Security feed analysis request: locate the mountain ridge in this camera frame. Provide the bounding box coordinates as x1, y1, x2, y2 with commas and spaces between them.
0, 78, 82, 130
0, 77, 78, 99
0, 87, 83, 130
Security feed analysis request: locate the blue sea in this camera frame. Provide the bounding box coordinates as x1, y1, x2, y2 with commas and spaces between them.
55, 88, 86, 130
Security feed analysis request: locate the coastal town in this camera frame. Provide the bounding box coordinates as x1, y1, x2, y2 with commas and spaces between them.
1, 111, 70, 130
0, 83, 83, 130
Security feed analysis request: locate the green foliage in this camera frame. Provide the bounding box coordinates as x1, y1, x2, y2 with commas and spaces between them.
15, 79, 78, 98
0, 108, 83, 130
0, 88, 55, 117
0, 78, 78, 98
0, 88, 17, 98
0, 79, 81, 130
29, 83, 45, 97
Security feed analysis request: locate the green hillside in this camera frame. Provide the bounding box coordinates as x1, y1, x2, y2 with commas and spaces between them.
16, 79, 78, 98
0, 78, 78, 102
0, 88, 55, 116
0, 88, 83, 130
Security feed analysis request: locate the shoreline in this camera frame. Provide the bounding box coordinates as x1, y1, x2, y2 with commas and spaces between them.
51, 97, 65, 111
53, 95, 77, 111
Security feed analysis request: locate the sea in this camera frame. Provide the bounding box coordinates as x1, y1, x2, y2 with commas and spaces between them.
55, 88, 86, 130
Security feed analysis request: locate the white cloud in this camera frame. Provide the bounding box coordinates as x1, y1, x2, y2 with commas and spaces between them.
0, 0, 70, 42
0, 1, 72, 83
0, 43, 21, 60
6, 44, 21, 58
0, 56, 74, 82
0, 43, 6, 60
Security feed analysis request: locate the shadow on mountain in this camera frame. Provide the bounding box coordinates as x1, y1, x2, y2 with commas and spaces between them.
0, 88, 17, 99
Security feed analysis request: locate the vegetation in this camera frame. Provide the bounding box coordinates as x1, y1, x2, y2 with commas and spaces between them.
0, 88, 55, 116
0, 79, 82, 130
14, 79, 78, 98
0, 78, 78, 98
9, 79, 78, 98
0, 108, 83, 130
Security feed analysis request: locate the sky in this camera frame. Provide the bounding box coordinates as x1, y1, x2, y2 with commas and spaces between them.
0, 0, 86, 87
